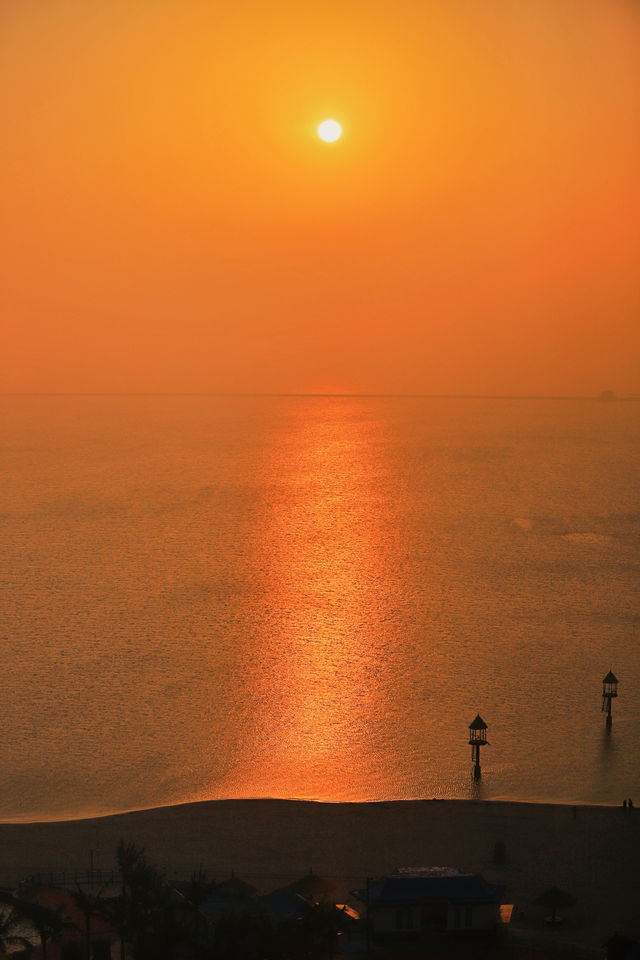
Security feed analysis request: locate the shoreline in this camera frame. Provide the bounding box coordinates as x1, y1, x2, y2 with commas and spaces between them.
1, 798, 638, 946
0, 795, 622, 828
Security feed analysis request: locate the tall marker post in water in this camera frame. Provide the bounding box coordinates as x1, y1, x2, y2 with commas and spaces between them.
468, 714, 489, 780
602, 670, 618, 727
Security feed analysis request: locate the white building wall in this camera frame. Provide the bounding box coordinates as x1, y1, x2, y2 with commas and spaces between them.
446, 902, 497, 931
372, 906, 416, 934
374, 902, 498, 934
372, 907, 393, 934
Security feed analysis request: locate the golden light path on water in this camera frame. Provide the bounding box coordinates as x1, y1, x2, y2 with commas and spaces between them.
244, 399, 389, 798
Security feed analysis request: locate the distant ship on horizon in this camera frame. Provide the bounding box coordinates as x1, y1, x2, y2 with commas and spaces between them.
598, 390, 640, 401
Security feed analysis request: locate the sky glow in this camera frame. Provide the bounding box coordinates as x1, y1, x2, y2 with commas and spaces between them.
1, 0, 639, 395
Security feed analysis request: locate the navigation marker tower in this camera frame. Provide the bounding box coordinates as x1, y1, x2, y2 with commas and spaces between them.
602, 670, 618, 727
468, 714, 489, 780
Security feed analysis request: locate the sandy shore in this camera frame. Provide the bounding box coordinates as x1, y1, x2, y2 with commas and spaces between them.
1, 799, 638, 948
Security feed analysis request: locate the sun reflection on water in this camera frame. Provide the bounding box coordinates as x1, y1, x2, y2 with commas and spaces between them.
227, 398, 403, 800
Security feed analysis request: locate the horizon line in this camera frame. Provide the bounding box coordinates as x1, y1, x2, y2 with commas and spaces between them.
1, 392, 634, 400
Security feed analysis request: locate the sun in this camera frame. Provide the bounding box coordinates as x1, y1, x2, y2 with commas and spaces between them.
317, 119, 342, 143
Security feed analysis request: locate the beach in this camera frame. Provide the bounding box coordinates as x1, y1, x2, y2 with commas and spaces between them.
1, 799, 638, 949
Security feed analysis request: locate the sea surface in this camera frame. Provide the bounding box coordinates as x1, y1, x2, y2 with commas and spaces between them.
1, 395, 639, 822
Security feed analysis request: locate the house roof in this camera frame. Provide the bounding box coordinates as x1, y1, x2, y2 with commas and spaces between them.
353, 869, 503, 907
259, 888, 310, 924
603, 932, 640, 960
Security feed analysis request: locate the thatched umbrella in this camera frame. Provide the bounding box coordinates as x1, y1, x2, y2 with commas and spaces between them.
533, 887, 576, 924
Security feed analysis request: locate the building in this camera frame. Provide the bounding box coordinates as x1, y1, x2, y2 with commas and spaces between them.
354, 867, 504, 938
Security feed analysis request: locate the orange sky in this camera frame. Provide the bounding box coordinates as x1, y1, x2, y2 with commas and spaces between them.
2, 0, 639, 395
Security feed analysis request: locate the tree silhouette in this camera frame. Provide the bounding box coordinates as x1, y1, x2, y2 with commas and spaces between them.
0, 902, 32, 957
113, 840, 161, 960
18, 901, 64, 960
112, 839, 194, 960
70, 883, 109, 960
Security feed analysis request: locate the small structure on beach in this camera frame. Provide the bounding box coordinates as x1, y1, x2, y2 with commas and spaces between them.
353, 867, 504, 938
602, 671, 619, 726
468, 714, 489, 779
604, 932, 640, 960
533, 886, 576, 926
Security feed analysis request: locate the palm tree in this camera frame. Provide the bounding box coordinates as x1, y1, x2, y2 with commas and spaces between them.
0, 903, 32, 957
70, 883, 108, 960
115, 840, 159, 960
113, 839, 182, 960
19, 901, 64, 960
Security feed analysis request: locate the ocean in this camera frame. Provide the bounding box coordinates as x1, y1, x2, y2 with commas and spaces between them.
2, 395, 639, 822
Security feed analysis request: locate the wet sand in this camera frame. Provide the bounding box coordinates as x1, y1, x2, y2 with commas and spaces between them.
1, 799, 638, 948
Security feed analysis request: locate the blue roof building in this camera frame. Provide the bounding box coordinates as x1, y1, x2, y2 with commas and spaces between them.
353, 867, 504, 937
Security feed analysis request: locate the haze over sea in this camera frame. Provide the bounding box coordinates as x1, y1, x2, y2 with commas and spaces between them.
2, 395, 639, 822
